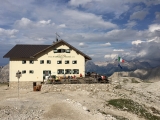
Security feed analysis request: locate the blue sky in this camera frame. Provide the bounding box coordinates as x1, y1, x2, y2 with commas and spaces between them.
0, 0, 160, 66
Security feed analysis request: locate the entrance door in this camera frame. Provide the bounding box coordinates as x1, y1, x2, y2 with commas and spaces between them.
43, 70, 51, 81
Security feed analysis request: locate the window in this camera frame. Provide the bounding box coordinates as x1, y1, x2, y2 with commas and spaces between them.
72, 60, 77, 64
73, 69, 79, 74
40, 60, 44, 64
43, 70, 51, 76
65, 69, 72, 74
29, 70, 34, 74
47, 60, 51, 64
53, 49, 70, 53
22, 60, 26, 64
65, 60, 69, 64
57, 69, 64, 74
30, 60, 34, 64
57, 60, 62, 64
22, 70, 26, 74
61, 49, 65, 53
57, 49, 61, 53
66, 49, 70, 53
53, 49, 57, 53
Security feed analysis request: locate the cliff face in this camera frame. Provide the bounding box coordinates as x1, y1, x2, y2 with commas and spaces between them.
0, 64, 9, 83
111, 66, 160, 81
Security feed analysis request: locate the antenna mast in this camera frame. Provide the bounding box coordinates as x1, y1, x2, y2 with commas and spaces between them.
55, 32, 60, 42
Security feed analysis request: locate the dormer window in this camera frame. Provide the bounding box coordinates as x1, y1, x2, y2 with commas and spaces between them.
66, 49, 70, 53
53, 49, 70, 53
53, 49, 57, 53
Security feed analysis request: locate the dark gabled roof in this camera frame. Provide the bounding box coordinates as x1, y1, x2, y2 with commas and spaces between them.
3, 40, 92, 60
3, 45, 50, 58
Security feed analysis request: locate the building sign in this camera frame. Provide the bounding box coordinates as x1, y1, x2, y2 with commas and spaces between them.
48, 54, 75, 59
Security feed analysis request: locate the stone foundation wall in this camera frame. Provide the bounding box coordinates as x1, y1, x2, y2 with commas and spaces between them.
9, 81, 42, 89
9, 81, 113, 92
41, 84, 112, 92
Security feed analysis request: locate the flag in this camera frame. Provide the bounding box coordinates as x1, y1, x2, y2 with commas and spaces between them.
118, 63, 122, 69
118, 56, 125, 63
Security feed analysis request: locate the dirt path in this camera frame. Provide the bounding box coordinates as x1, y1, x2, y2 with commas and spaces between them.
0, 80, 160, 120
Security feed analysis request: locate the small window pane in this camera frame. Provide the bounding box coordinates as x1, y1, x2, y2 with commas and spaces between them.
30, 60, 34, 64
57, 49, 61, 53
40, 60, 44, 64
65, 60, 69, 64
57, 60, 62, 64
61, 49, 65, 53
66, 49, 70, 53
53, 49, 57, 53
29, 70, 34, 74
72, 60, 77, 64
57, 69, 64, 74
47, 60, 51, 64
73, 69, 79, 74
22, 60, 26, 64
65, 69, 72, 74
22, 70, 26, 74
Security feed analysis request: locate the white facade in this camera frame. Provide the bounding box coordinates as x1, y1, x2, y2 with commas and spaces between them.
6, 41, 91, 82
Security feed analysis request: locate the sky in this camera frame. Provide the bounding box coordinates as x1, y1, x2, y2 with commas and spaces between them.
0, 0, 160, 66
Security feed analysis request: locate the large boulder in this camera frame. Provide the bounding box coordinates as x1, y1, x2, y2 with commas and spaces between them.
0, 64, 9, 83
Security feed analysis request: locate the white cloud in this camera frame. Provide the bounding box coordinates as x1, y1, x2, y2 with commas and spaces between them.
64, 10, 117, 30
113, 49, 124, 52
147, 37, 160, 43
15, 18, 32, 27
132, 40, 143, 45
79, 42, 88, 48
104, 54, 118, 59
149, 24, 160, 32
15, 18, 54, 28
39, 20, 51, 25
58, 24, 66, 28
100, 42, 111, 46
0, 28, 18, 37
130, 10, 148, 20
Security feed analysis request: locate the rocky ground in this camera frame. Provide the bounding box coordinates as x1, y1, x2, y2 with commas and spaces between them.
0, 77, 160, 120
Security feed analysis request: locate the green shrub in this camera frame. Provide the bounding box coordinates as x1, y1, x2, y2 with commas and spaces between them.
108, 99, 160, 120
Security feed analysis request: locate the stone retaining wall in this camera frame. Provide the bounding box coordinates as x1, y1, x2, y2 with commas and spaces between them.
41, 84, 113, 92
9, 81, 113, 92
9, 81, 42, 89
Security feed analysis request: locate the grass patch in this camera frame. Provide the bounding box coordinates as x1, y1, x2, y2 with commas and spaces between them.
131, 78, 140, 83
108, 99, 160, 120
